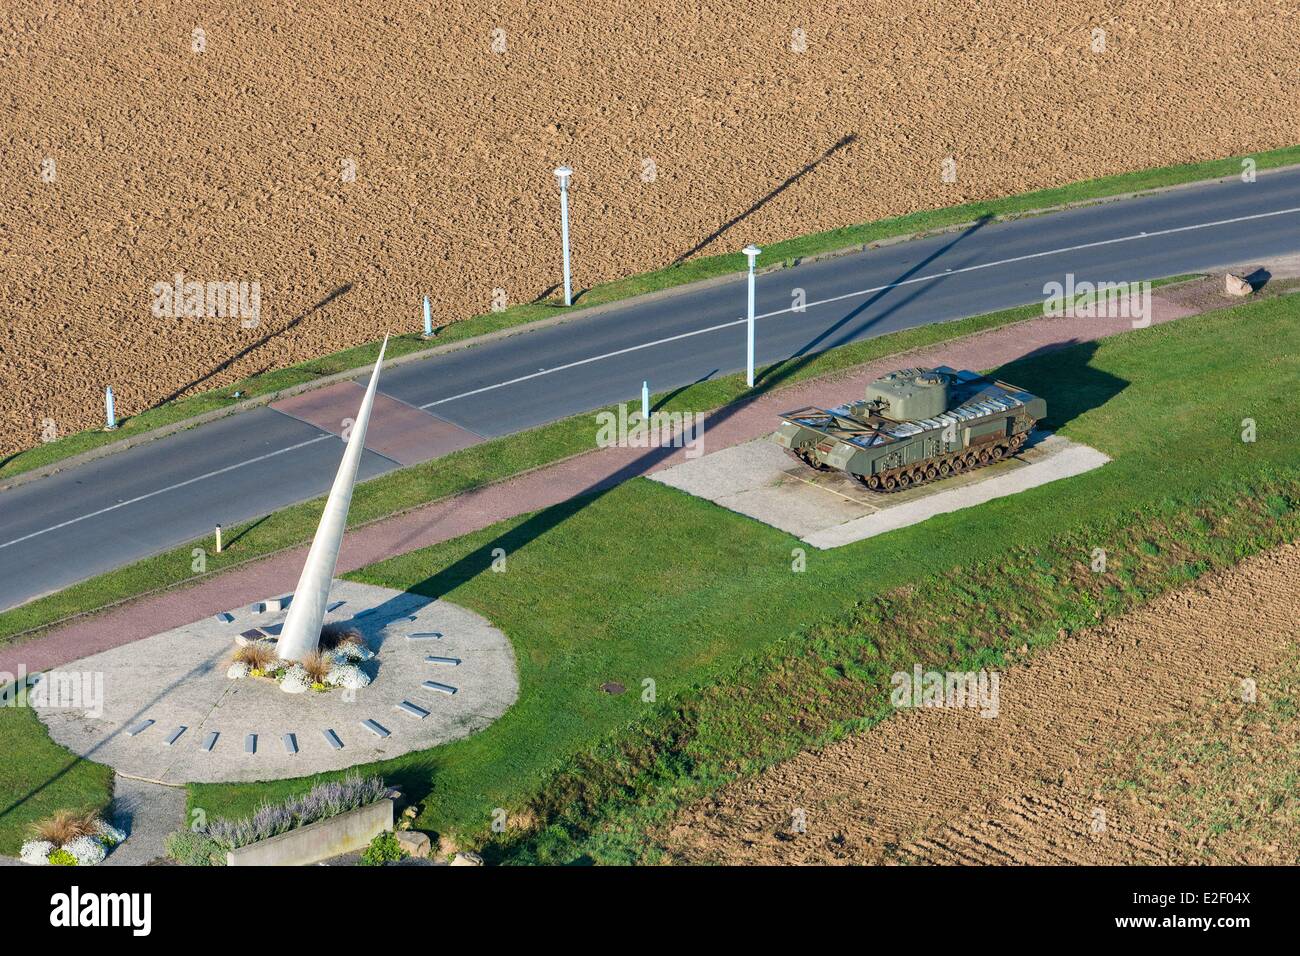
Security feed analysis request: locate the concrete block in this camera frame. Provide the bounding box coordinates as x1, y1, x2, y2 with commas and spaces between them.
424, 656, 461, 666
420, 680, 457, 695
408, 631, 443, 641
245, 734, 257, 754
396, 700, 430, 720
394, 830, 431, 859
201, 731, 219, 752
215, 612, 235, 624
226, 798, 394, 867
361, 719, 390, 738
322, 729, 343, 750
164, 726, 187, 746
126, 719, 155, 737
282, 733, 298, 755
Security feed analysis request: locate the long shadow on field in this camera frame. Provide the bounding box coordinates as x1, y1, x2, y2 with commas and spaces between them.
671, 133, 858, 266
156, 282, 354, 407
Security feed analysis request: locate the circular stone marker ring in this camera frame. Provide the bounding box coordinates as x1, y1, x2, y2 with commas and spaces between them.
34, 580, 519, 784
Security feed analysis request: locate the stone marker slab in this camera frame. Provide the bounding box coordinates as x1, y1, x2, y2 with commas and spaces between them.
282, 733, 298, 755
421, 680, 457, 695
396, 700, 430, 720
362, 719, 391, 738
126, 719, 155, 737
425, 656, 461, 666
164, 726, 187, 746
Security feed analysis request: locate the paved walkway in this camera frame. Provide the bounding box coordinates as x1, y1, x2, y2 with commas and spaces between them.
104, 775, 187, 866
0, 287, 1213, 675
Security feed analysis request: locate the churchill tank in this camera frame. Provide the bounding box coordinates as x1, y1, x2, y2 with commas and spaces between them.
773, 367, 1046, 491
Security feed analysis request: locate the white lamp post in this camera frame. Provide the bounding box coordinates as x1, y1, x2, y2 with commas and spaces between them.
554, 166, 573, 306
742, 245, 762, 387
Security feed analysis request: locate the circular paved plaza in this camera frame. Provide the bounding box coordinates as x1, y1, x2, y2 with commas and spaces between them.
34, 580, 518, 783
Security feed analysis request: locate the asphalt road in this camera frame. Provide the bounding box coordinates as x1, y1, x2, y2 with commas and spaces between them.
3, 166, 1300, 611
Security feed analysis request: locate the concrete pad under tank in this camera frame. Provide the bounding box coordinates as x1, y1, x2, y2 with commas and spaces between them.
649, 430, 1108, 548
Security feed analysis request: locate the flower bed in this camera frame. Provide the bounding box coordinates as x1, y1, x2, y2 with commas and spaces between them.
21, 811, 125, 866
227, 626, 374, 694
166, 774, 389, 865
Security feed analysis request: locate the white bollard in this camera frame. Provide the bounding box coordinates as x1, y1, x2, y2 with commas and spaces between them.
742, 245, 762, 387
215, 524, 223, 554
422, 295, 433, 337
641, 381, 650, 420
104, 386, 117, 430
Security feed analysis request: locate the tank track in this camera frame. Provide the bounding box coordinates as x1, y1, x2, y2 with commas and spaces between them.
853, 432, 1028, 492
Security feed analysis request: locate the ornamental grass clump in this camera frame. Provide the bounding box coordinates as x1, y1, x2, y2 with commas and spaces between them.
32, 809, 99, 845
319, 624, 366, 654
301, 649, 332, 686
232, 640, 276, 674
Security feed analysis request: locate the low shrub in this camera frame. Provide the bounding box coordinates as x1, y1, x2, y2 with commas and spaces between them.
359, 831, 407, 866
163, 829, 225, 866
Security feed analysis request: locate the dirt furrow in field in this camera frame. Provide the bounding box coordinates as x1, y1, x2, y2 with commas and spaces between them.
663, 540, 1300, 864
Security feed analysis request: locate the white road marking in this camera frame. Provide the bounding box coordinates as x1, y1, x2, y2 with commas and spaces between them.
419, 204, 1300, 410
0, 433, 335, 551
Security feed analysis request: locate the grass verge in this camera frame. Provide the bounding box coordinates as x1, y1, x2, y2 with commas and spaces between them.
186, 293, 1300, 862
0, 689, 116, 855
4, 142, 1294, 482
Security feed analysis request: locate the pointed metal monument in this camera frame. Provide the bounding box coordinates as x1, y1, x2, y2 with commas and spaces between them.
276, 336, 388, 661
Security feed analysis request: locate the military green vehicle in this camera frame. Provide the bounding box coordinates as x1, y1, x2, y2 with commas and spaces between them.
774, 366, 1046, 491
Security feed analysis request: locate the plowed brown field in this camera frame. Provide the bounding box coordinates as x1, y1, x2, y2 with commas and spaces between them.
663, 541, 1300, 865
2, 1, 1297, 453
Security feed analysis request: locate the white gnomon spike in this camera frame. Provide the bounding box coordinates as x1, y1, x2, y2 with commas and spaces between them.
276, 336, 389, 662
